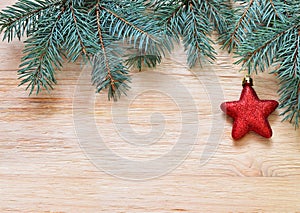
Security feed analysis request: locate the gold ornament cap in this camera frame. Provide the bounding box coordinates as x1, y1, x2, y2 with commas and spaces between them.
242, 75, 253, 86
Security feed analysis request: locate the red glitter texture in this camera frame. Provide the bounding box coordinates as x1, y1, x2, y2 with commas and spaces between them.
221, 83, 279, 140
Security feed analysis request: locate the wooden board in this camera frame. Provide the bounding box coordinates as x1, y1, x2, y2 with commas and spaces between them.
0, 1, 299, 212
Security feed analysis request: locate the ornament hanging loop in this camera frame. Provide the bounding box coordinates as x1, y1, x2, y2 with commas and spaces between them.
242, 75, 253, 86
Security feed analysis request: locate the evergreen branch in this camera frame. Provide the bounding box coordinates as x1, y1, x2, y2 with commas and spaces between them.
231, 0, 255, 39
96, 3, 112, 83
63, 2, 100, 62
222, 0, 289, 51
236, 24, 298, 72
0, 0, 61, 41
92, 50, 131, 101
261, 0, 287, 26
182, 0, 216, 67
165, 4, 183, 26
152, 1, 184, 39
100, 5, 157, 50
101, 0, 173, 71
101, 6, 150, 37
269, 0, 279, 18
223, 0, 257, 51
273, 31, 300, 127
70, 3, 87, 55
125, 49, 162, 71
91, 2, 131, 101
18, 9, 65, 95
198, 0, 231, 35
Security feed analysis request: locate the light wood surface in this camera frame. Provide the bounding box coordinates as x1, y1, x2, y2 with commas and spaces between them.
1, 1, 300, 212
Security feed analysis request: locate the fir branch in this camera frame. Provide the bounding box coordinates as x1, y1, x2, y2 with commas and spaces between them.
70, 3, 87, 55
268, 0, 279, 18
236, 24, 298, 72
101, 6, 152, 37
63, 2, 99, 62
274, 31, 300, 127
150, 0, 184, 48
261, 0, 287, 26
182, 0, 216, 67
96, 2, 113, 85
125, 49, 162, 71
102, 0, 174, 72
152, 0, 217, 67
0, 0, 61, 41
18, 9, 65, 95
100, 4, 158, 50
91, 1, 131, 101
165, 4, 183, 26
197, 0, 232, 35
222, 0, 258, 51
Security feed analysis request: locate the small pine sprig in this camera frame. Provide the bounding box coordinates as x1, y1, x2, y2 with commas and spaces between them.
18, 8, 65, 95
0, 0, 61, 41
150, 0, 232, 67
89, 0, 162, 100
125, 48, 162, 72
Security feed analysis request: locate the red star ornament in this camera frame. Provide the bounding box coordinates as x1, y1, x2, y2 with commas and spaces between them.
221, 80, 278, 140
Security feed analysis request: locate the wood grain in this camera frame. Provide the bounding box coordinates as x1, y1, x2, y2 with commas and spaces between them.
0, 1, 300, 212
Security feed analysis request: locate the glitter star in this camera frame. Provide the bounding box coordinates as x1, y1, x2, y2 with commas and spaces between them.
221, 83, 278, 140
